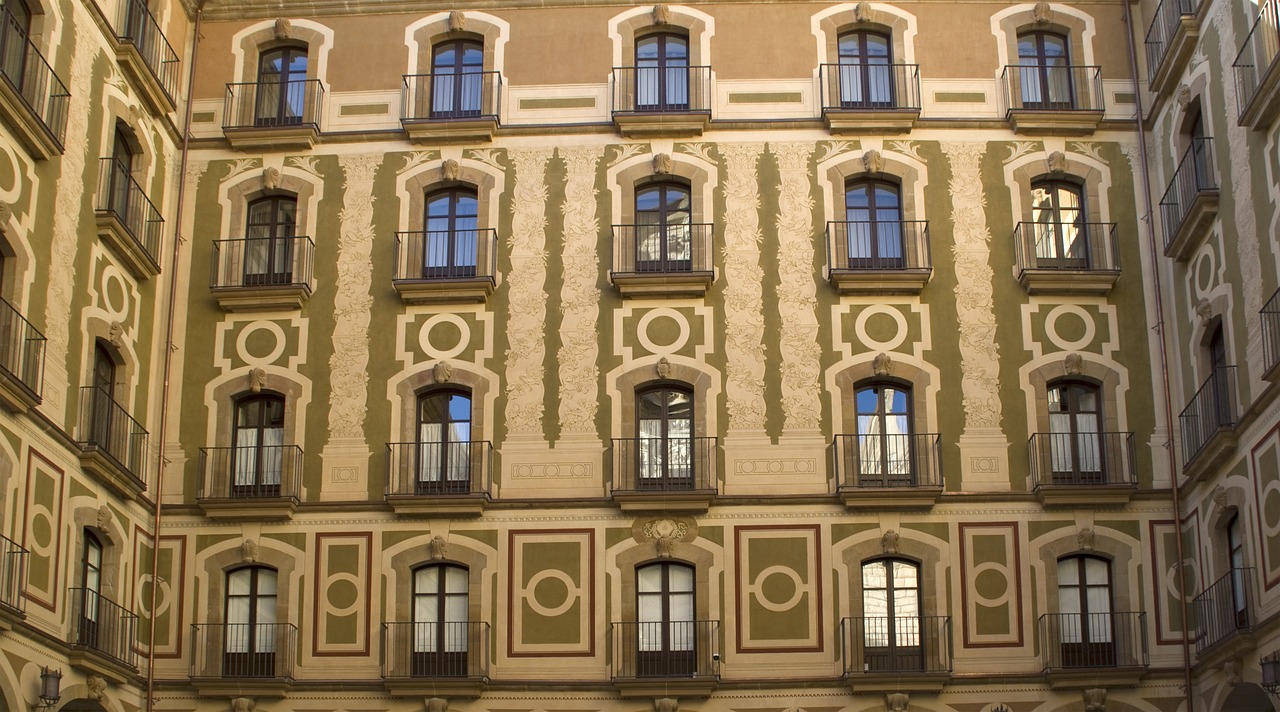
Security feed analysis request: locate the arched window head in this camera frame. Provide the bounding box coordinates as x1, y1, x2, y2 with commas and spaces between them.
1015, 31, 1074, 109
430, 39, 484, 118
232, 394, 286, 497
225, 566, 279, 676
1227, 515, 1249, 628
859, 558, 921, 671
635, 33, 689, 111
636, 561, 695, 675
851, 382, 915, 486
635, 182, 692, 272
842, 179, 903, 269
256, 46, 308, 126
836, 29, 894, 108
420, 188, 479, 278
244, 196, 298, 286
1055, 555, 1114, 666
415, 390, 473, 494
1045, 380, 1103, 485
86, 341, 120, 449
635, 385, 694, 488
1029, 180, 1087, 268
410, 564, 470, 675
76, 530, 105, 648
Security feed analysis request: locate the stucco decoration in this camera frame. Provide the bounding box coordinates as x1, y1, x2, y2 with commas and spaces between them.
425, 699, 448, 712
1046, 151, 1067, 174
432, 361, 452, 384
1032, 2, 1053, 23
720, 143, 768, 432
249, 367, 267, 393
644, 518, 688, 558
656, 356, 672, 379
881, 529, 899, 554
557, 146, 604, 436
652, 4, 672, 24
86, 676, 107, 701
262, 167, 281, 192
873, 352, 894, 377
942, 142, 1001, 429
1063, 352, 1083, 375
1082, 687, 1106, 711
1077, 527, 1095, 551
1196, 298, 1213, 327
854, 1, 872, 22
441, 159, 460, 183
231, 699, 255, 712
108, 321, 125, 349
772, 143, 821, 432
885, 693, 909, 712
96, 504, 111, 530
1224, 660, 1240, 685
654, 698, 678, 712
1213, 485, 1229, 510
448, 11, 467, 33
273, 18, 291, 39
241, 538, 259, 563
329, 155, 380, 441
0, 202, 10, 232
861, 149, 883, 174
1176, 85, 1192, 109
505, 148, 553, 437
428, 535, 448, 561
653, 152, 673, 174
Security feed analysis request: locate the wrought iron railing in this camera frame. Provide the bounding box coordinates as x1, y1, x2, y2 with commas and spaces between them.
1193, 568, 1254, 653
1028, 432, 1136, 489
1000, 64, 1104, 113
1233, 0, 1280, 119
69, 587, 138, 668
840, 615, 952, 675
0, 5, 68, 145
1013, 222, 1119, 274
386, 440, 492, 498
77, 385, 148, 484
832, 433, 942, 490
1179, 366, 1237, 465
198, 445, 302, 500
611, 223, 714, 277
224, 79, 324, 130
393, 230, 498, 283
1263, 288, 1280, 376
612, 65, 712, 114
1160, 138, 1216, 251
611, 437, 718, 495
210, 236, 314, 291
826, 221, 931, 274
382, 621, 490, 679
0, 533, 26, 615
191, 622, 296, 679
1039, 612, 1148, 670
0, 297, 44, 399
115, 0, 179, 104
818, 63, 921, 112
402, 71, 501, 121
1145, 0, 1200, 82
95, 157, 163, 267
609, 620, 719, 679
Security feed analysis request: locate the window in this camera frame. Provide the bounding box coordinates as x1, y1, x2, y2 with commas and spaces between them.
412, 564, 469, 676
225, 566, 278, 676
106, 126, 135, 223
636, 33, 689, 111
232, 395, 285, 497
416, 390, 472, 494
635, 182, 692, 272
854, 382, 914, 486
1208, 323, 1233, 426
1031, 180, 1086, 268
1046, 381, 1103, 484
861, 558, 922, 671
0, 0, 32, 91
1057, 556, 1114, 666
89, 341, 117, 445
844, 179, 903, 269
244, 196, 297, 286
422, 188, 479, 278
636, 561, 695, 676
1187, 110, 1210, 187
837, 30, 893, 108
430, 40, 483, 119
78, 531, 103, 647
1017, 31, 1073, 108
1228, 515, 1247, 627
636, 385, 693, 488
255, 46, 307, 127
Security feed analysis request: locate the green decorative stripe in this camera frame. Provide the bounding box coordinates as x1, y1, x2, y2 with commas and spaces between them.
1115, 92, 1137, 104
191, 112, 215, 123
519, 97, 596, 109
339, 103, 391, 116
934, 92, 987, 103
728, 92, 803, 104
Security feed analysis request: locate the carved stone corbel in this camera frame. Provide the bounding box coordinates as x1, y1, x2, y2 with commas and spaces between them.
273, 18, 292, 39
862, 149, 883, 174
428, 535, 448, 561
656, 356, 672, 379
880, 529, 899, 554
249, 367, 268, 394
652, 5, 672, 25
1077, 527, 1094, 551
1196, 298, 1213, 327
1063, 352, 1083, 376
1046, 150, 1067, 174
262, 167, 281, 192
885, 692, 909, 712
1213, 485, 1229, 510
96, 505, 112, 530
433, 361, 453, 384
873, 352, 894, 377
448, 11, 467, 33
653, 152, 673, 174
853, 1, 872, 23
654, 698, 678, 712
0, 202, 11, 233
86, 676, 107, 701
1032, 2, 1054, 24
441, 159, 460, 183
231, 698, 256, 712
1082, 687, 1107, 711
1176, 85, 1192, 109
108, 321, 125, 349
241, 538, 259, 563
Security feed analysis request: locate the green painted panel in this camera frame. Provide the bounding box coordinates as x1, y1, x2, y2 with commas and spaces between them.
519, 97, 596, 109
457, 530, 498, 551
902, 521, 949, 542
700, 526, 723, 547
934, 92, 986, 102
727, 92, 803, 104
832, 522, 877, 543
191, 111, 216, 122
606, 527, 632, 550
68, 478, 94, 500
1096, 519, 1141, 542
195, 533, 238, 552
264, 532, 306, 551
975, 602, 1010, 636
383, 530, 429, 550
1027, 520, 1072, 541
339, 103, 390, 116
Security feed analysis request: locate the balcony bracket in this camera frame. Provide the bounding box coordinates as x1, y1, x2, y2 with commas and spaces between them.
191, 678, 292, 698
196, 496, 298, 521
0, 79, 61, 159
386, 494, 489, 516
613, 112, 709, 138
393, 279, 494, 304
1240, 54, 1280, 130
1018, 269, 1120, 295
611, 678, 718, 699
1044, 667, 1147, 690
830, 270, 931, 295
224, 125, 320, 151
1036, 483, 1137, 507
67, 647, 138, 685
0, 370, 41, 413
839, 486, 942, 510
1008, 110, 1104, 136
613, 490, 716, 513
824, 109, 920, 134
95, 213, 161, 279
1163, 191, 1219, 260
78, 448, 146, 501
612, 272, 714, 297
382, 678, 488, 699
1182, 429, 1238, 485
211, 285, 311, 312
404, 117, 498, 144
845, 672, 950, 695
114, 42, 176, 116
1150, 18, 1200, 97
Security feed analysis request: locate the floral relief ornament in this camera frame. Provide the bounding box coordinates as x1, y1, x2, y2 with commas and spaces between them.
644, 518, 688, 558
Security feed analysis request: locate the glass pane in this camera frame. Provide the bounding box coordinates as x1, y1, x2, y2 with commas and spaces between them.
669, 565, 694, 593
638, 565, 663, 593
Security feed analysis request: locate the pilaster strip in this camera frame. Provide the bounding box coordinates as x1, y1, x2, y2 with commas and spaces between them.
771, 142, 821, 432
505, 148, 552, 437
557, 146, 603, 437
720, 143, 767, 433
328, 155, 379, 441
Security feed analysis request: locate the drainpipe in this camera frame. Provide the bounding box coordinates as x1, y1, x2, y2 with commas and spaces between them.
146, 3, 205, 712
1121, 3, 1195, 710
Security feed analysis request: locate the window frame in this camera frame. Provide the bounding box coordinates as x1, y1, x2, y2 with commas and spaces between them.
429, 38, 485, 119
231, 393, 286, 497
254, 44, 309, 127
635, 383, 695, 488
1015, 30, 1075, 109
634, 31, 690, 112
835, 28, 895, 108
421, 187, 480, 278
859, 557, 924, 672
224, 565, 280, 676
1055, 554, 1116, 666
1045, 379, 1105, 485
852, 380, 916, 487
243, 195, 298, 286
410, 563, 470, 675
635, 560, 697, 676
843, 178, 904, 269
415, 389, 473, 495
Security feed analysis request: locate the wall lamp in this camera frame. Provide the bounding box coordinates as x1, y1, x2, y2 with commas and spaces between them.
34, 667, 61, 709
1262, 654, 1280, 695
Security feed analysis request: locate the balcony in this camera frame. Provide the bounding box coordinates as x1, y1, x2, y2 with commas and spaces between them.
1180, 366, 1238, 478
840, 615, 951, 694
210, 237, 315, 311
392, 230, 497, 304
1263, 288, 1280, 381
611, 65, 711, 137
191, 622, 296, 696
610, 223, 714, 297
112, 0, 178, 115
0, 533, 26, 630
610, 437, 717, 512
1145, 0, 1202, 96
1160, 138, 1218, 260
609, 620, 719, 697
826, 221, 931, 295
818, 63, 921, 133
1193, 568, 1255, 661
0, 298, 44, 412
385, 441, 492, 516
1240, 1, 1280, 132
196, 445, 302, 520
68, 587, 138, 683
223, 79, 324, 150
401, 72, 500, 143
833, 433, 942, 510
76, 385, 148, 500
1028, 432, 1137, 506
1000, 64, 1105, 135
94, 157, 162, 279
0, 6, 67, 158
1039, 612, 1148, 689
1013, 222, 1120, 294
381, 621, 489, 697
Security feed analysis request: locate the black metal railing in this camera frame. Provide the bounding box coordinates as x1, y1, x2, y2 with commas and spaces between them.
1014, 222, 1119, 274
1160, 138, 1217, 251
70, 587, 138, 668
77, 385, 148, 483
1193, 568, 1254, 653
1233, 0, 1280, 119
386, 440, 492, 498
819, 63, 921, 112
826, 221, 931, 273
224, 79, 324, 130
611, 223, 714, 277
1145, 0, 1200, 82
382, 621, 490, 679
0, 5, 68, 145
115, 0, 179, 104
832, 433, 942, 490
612, 65, 712, 114
393, 230, 498, 283
210, 236, 314, 290
95, 157, 163, 267
1028, 432, 1136, 489
1040, 612, 1148, 670
198, 445, 302, 501
1001, 64, 1104, 113
0, 297, 44, 399
402, 72, 501, 121
0, 533, 26, 614
1180, 366, 1237, 465
609, 620, 719, 679
611, 437, 718, 495
840, 615, 952, 676
1263, 288, 1280, 375
191, 622, 296, 679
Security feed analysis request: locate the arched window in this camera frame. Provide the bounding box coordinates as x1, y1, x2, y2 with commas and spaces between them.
0, 1, 33, 92
636, 33, 689, 111
1046, 380, 1102, 484
843, 179, 903, 269
861, 558, 922, 671
412, 564, 469, 676
255, 46, 308, 126
78, 530, 103, 647
1206, 323, 1234, 429
244, 196, 297, 286
853, 382, 914, 486
232, 394, 285, 497
88, 341, 118, 446
635, 182, 692, 272
636, 561, 695, 676
1228, 515, 1248, 627
636, 385, 694, 488
1016, 31, 1073, 108
417, 390, 472, 494
430, 39, 484, 118
1056, 555, 1114, 666
225, 566, 278, 676
1030, 180, 1086, 267
837, 29, 893, 108
422, 188, 479, 278
106, 125, 136, 223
